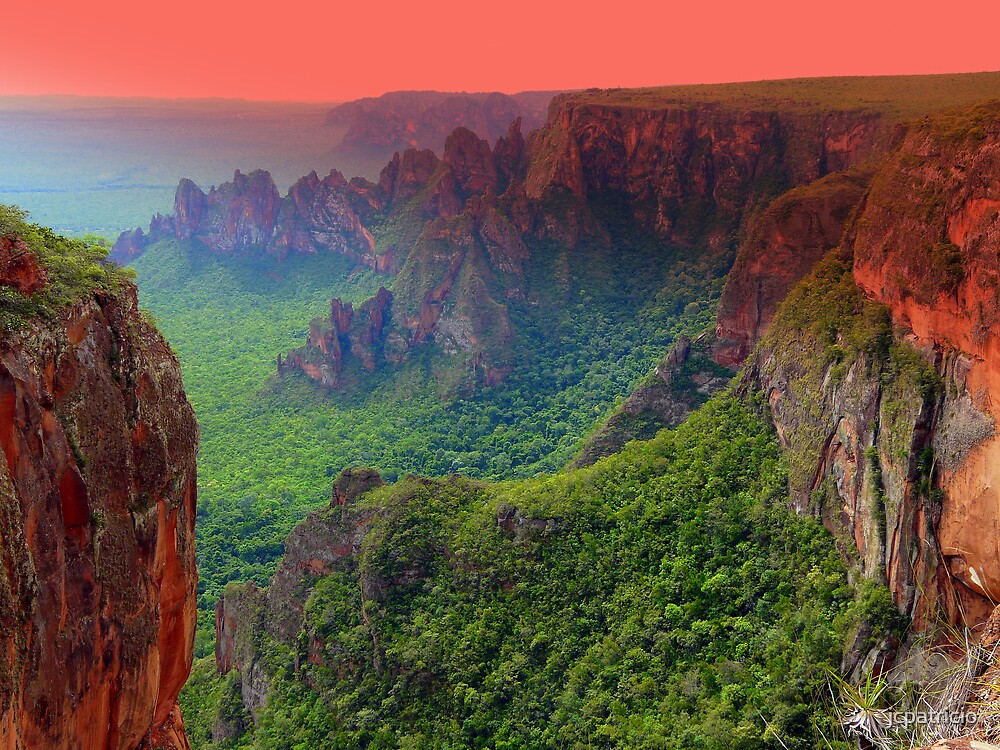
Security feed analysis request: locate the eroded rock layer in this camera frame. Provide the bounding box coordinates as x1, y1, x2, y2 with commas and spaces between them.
713, 168, 872, 367
0, 276, 198, 750
747, 103, 1000, 636
850, 105, 1000, 625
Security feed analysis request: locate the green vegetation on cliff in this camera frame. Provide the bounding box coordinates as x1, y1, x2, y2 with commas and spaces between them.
0, 205, 133, 332
181, 396, 868, 750
757, 251, 941, 498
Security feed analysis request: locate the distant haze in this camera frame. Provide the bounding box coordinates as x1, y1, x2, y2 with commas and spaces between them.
0, 99, 343, 236
0, 89, 559, 237
2, 0, 999, 101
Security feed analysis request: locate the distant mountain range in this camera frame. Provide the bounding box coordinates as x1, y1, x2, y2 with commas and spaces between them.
0, 90, 561, 236
325, 89, 557, 158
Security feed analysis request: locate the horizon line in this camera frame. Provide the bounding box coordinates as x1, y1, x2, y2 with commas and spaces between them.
4, 69, 1000, 106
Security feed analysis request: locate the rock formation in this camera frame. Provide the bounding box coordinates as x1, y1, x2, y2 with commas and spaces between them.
0, 236, 48, 295
281, 288, 393, 387
0, 244, 199, 748
564, 100, 1000, 658
572, 334, 731, 467
745, 103, 1000, 641
114, 78, 1000, 399
115, 84, 906, 396
189, 83, 1000, 747
713, 168, 872, 367
574, 165, 873, 466
111, 169, 384, 268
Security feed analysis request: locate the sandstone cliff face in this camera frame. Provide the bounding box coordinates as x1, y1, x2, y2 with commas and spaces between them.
443, 127, 498, 197
524, 97, 885, 245
272, 170, 379, 261
0, 265, 198, 748
713, 168, 871, 367
746, 104, 1000, 635
280, 122, 529, 390
572, 164, 874, 468
281, 98, 886, 392
849, 104, 1000, 625
744, 256, 956, 636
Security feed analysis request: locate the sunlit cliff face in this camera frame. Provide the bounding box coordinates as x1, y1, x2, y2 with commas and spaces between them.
851, 111, 1000, 625
0, 276, 198, 750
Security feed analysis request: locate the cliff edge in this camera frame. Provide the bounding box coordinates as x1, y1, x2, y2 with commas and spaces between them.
0, 213, 199, 750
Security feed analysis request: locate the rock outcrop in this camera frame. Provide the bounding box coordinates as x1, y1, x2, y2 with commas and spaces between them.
571, 162, 876, 468
111, 169, 385, 268
745, 252, 951, 638
0, 236, 48, 295
713, 167, 872, 367
572, 334, 731, 467
178, 79, 1000, 746
104, 228, 147, 265
0, 254, 198, 748
281, 288, 393, 387
213, 468, 385, 741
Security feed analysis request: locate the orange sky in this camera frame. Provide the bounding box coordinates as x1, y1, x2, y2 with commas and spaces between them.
4, 0, 1000, 101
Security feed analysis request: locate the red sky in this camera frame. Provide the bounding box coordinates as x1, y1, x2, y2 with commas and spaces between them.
4, 0, 1000, 102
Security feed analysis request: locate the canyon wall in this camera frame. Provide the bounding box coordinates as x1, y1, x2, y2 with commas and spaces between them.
115, 94, 890, 392
283, 101, 890, 389
850, 104, 1000, 625
746, 103, 1000, 637
0, 252, 199, 749
524, 96, 885, 246
574, 164, 874, 465
569, 101, 1000, 644
712, 167, 872, 366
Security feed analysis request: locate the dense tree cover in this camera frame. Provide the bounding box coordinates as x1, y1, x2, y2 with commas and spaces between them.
130, 222, 726, 654
0, 205, 133, 331
180, 397, 873, 749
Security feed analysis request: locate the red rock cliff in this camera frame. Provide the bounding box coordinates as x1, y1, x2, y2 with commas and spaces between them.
850, 103, 1000, 627
744, 103, 1000, 644
525, 95, 885, 245
713, 168, 871, 367
0, 262, 199, 749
